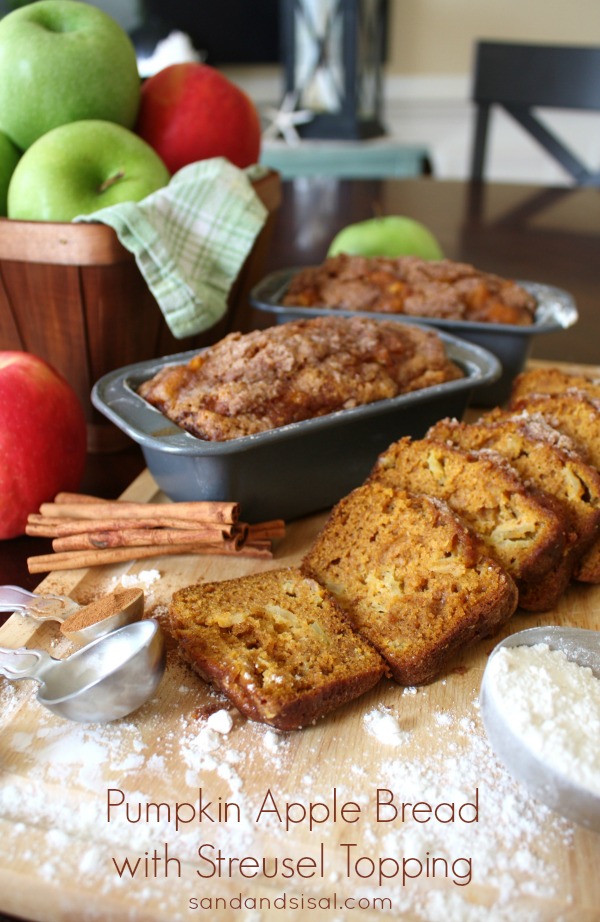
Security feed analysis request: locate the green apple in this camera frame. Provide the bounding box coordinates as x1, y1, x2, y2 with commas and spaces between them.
7, 120, 170, 222
0, 0, 141, 150
0, 129, 20, 216
327, 216, 444, 260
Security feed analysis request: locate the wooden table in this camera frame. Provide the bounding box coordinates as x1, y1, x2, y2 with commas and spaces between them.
0, 179, 599, 921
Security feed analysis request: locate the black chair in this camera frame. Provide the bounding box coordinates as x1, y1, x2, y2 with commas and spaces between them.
470, 41, 600, 186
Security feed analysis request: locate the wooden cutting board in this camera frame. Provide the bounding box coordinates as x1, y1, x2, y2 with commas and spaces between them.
1, 370, 599, 922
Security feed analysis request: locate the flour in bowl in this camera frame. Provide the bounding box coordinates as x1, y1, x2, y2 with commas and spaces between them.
486, 642, 600, 795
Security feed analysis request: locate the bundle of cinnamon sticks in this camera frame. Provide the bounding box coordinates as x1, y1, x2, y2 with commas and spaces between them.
26, 492, 285, 573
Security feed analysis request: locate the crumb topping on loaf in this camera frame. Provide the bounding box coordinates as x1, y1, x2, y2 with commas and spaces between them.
138, 316, 462, 441
169, 567, 385, 730
282, 254, 536, 325
302, 482, 517, 685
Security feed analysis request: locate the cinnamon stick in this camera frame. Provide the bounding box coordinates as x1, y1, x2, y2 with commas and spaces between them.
28, 491, 284, 572
53, 492, 107, 504
247, 519, 286, 540
51, 524, 248, 553
38, 499, 240, 525
27, 540, 272, 573
26, 515, 238, 539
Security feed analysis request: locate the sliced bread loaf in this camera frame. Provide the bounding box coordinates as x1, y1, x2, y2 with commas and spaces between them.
501, 391, 600, 582
169, 567, 385, 730
427, 414, 600, 601
302, 482, 518, 685
369, 436, 569, 608
510, 366, 600, 404
428, 414, 600, 549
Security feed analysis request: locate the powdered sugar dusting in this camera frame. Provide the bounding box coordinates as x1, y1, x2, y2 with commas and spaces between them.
364, 704, 406, 745
206, 708, 234, 735
112, 569, 161, 590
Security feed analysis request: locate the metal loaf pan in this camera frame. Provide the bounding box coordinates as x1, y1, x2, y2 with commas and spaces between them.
92, 329, 500, 522
250, 268, 578, 406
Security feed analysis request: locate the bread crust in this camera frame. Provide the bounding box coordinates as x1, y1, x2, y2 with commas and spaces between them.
510, 366, 600, 403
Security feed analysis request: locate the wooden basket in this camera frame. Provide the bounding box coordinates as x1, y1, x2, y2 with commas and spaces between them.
0, 170, 281, 451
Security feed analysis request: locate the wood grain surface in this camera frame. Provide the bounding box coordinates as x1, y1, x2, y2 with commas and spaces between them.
1, 411, 599, 921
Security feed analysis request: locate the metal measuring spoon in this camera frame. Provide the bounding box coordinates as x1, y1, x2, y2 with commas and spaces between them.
0, 585, 79, 619
0, 619, 166, 722
0, 585, 144, 643
480, 625, 600, 831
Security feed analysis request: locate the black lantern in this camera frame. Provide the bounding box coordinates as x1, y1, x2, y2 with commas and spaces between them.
279, 0, 387, 140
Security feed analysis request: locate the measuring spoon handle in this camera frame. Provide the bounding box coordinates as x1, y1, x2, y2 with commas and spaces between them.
0, 585, 78, 620
0, 585, 39, 613
0, 647, 52, 682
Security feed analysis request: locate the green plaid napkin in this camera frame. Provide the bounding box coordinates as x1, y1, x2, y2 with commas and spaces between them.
75, 158, 269, 339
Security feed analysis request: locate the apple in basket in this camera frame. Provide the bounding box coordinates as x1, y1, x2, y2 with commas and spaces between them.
136, 62, 262, 173
0, 129, 19, 217
0, 352, 87, 540
7, 120, 170, 222
0, 0, 141, 151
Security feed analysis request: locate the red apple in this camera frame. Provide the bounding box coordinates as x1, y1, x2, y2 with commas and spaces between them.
0, 352, 87, 539
136, 62, 261, 173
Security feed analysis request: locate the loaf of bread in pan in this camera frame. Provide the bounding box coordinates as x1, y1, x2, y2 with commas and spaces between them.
369, 436, 569, 609
282, 254, 536, 325
138, 315, 463, 441
169, 567, 386, 730
427, 414, 600, 605
301, 482, 518, 685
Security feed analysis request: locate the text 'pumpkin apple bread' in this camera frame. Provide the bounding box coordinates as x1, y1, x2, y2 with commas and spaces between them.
138, 315, 462, 441
369, 437, 569, 610
301, 482, 517, 685
169, 567, 385, 730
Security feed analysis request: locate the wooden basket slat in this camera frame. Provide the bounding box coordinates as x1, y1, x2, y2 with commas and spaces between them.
0, 260, 92, 409
79, 262, 164, 383
0, 219, 135, 265
0, 265, 24, 349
